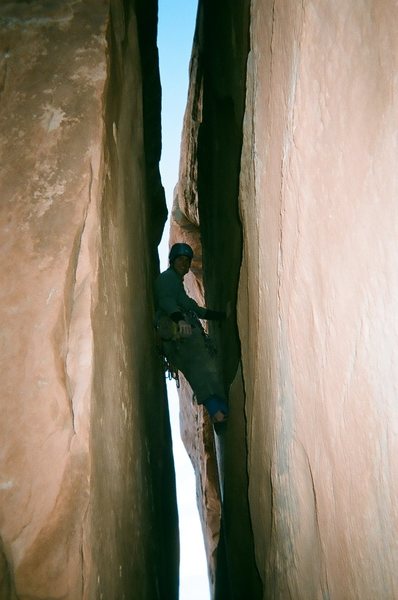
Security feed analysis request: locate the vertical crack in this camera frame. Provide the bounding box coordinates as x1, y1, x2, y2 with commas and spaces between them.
80, 498, 90, 599
60, 162, 94, 437
0, 535, 19, 600
303, 444, 331, 600
0, 48, 10, 98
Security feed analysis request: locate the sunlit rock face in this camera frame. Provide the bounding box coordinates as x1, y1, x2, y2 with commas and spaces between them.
0, 2, 177, 599
176, 1, 398, 599
239, 1, 398, 598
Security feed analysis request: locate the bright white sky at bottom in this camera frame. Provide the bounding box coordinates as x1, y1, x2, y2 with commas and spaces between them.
167, 383, 210, 600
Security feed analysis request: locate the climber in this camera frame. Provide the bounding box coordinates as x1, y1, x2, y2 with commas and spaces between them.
154, 242, 228, 425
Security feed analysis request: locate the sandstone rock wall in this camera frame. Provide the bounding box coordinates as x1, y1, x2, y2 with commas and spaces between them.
239, 1, 398, 598
175, 0, 398, 599
171, 1, 262, 598
0, 2, 178, 599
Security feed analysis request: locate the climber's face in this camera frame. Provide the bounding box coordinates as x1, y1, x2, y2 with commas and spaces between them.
173, 255, 191, 278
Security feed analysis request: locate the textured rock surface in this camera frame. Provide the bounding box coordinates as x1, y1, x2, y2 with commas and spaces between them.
0, 2, 178, 599
175, 1, 398, 599
172, 1, 261, 598
238, 1, 398, 598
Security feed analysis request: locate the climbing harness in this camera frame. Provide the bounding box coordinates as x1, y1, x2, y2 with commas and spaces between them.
155, 315, 179, 341
154, 316, 181, 388
155, 338, 180, 389
154, 310, 217, 390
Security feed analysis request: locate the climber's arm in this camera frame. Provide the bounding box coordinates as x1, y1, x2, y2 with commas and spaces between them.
203, 309, 226, 321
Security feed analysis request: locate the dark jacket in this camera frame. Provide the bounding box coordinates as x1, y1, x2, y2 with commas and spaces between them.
154, 267, 208, 321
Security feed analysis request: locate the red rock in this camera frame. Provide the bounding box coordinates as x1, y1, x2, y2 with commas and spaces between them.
0, 2, 177, 598
174, 1, 398, 598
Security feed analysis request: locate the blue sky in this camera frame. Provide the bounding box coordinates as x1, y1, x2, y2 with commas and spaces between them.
158, 0, 198, 240
157, 2, 210, 600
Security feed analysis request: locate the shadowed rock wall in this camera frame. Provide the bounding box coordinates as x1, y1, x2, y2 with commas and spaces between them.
0, 1, 178, 599
174, 0, 398, 599
171, 1, 262, 598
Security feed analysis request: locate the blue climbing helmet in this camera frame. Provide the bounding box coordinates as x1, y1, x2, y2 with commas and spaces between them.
169, 243, 194, 264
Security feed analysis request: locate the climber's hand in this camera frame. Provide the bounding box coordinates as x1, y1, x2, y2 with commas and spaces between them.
178, 320, 192, 337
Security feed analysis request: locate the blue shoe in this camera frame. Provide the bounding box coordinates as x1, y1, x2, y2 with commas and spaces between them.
203, 395, 228, 422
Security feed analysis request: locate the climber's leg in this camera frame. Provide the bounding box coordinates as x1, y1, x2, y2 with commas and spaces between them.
162, 328, 226, 405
